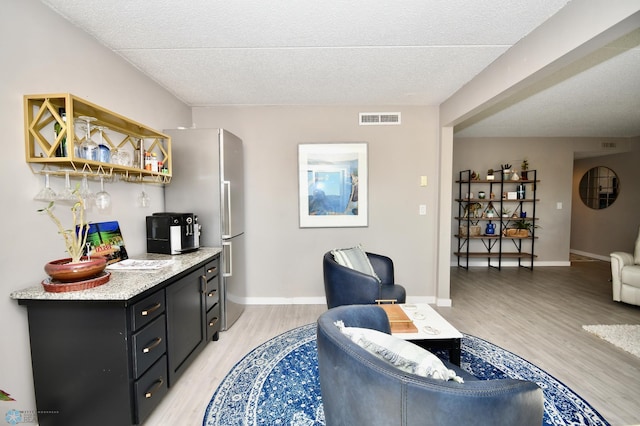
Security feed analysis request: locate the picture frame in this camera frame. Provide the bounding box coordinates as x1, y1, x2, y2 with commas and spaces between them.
298, 142, 368, 228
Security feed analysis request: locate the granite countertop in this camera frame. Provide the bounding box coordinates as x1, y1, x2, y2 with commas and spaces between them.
10, 247, 222, 302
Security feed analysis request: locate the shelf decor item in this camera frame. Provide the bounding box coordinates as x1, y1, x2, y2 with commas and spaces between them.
521, 159, 529, 180
501, 164, 512, 180
485, 222, 496, 235
38, 188, 107, 289
504, 218, 538, 237
487, 169, 495, 180
459, 224, 481, 237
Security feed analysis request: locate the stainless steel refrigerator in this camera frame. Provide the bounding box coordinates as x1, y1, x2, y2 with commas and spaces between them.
163, 128, 245, 330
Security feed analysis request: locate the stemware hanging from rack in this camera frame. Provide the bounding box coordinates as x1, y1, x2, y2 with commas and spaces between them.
57, 171, 76, 202
34, 172, 57, 202
79, 175, 95, 204
95, 176, 111, 212
137, 183, 150, 207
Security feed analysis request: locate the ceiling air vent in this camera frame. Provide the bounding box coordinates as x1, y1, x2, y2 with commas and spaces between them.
359, 112, 401, 126
601, 142, 617, 149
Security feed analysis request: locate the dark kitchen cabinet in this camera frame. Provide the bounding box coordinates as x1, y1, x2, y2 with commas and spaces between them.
166, 256, 221, 385
166, 268, 205, 385
17, 252, 220, 426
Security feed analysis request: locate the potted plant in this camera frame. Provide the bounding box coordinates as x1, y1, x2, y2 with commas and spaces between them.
501, 164, 512, 180
504, 219, 538, 237
487, 168, 495, 180
521, 159, 529, 180
38, 188, 107, 285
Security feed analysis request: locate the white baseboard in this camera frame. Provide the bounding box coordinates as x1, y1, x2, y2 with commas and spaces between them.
406, 296, 436, 304
243, 296, 445, 306
570, 249, 611, 262
436, 298, 452, 307
450, 260, 570, 267
244, 296, 327, 305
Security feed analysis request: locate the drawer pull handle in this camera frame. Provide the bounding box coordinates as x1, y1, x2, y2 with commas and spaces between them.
141, 303, 162, 316
207, 290, 217, 297
142, 337, 163, 354
209, 317, 219, 328
207, 266, 218, 274
145, 378, 164, 399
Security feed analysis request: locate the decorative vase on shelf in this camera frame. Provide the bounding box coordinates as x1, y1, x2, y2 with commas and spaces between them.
485, 223, 496, 235
511, 170, 520, 180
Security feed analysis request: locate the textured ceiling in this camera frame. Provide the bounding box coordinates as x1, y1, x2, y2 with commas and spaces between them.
40, 0, 640, 138
455, 27, 640, 138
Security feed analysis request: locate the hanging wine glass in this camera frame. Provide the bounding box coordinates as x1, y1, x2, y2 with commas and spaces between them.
57, 171, 76, 201
96, 126, 111, 163
95, 176, 111, 212
137, 183, 150, 207
34, 172, 57, 201
79, 175, 95, 203
78, 116, 98, 161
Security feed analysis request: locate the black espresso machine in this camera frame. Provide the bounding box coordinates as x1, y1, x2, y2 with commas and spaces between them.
146, 212, 200, 255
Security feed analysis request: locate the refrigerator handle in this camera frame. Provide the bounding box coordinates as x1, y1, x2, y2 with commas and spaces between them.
222, 180, 232, 238
222, 241, 232, 277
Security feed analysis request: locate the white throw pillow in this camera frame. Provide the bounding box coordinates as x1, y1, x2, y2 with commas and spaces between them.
331, 245, 381, 282
334, 321, 463, 383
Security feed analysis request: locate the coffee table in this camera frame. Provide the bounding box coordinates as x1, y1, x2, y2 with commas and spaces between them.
391, 303, 463, 366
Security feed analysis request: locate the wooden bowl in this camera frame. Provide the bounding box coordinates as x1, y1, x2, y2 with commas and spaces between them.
44, 256, 107, 282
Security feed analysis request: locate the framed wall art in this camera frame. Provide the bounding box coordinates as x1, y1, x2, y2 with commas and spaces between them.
298, 142, 368, 228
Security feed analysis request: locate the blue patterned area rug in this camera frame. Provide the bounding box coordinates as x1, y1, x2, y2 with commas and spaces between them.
203, 324, 609, 426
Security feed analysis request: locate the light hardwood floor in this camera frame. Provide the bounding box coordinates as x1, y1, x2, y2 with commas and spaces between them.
145, 260, 640, 426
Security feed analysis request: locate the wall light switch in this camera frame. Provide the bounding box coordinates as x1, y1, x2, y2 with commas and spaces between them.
557, 202, 563, 210
420, 176, 428, 186
419, 204, 427, 215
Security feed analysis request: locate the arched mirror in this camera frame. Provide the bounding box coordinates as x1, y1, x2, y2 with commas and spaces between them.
579, 166, 619, 209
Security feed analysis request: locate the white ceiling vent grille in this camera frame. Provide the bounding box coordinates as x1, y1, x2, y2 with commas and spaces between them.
359, 112, 401, 126
601, 142, 617, 149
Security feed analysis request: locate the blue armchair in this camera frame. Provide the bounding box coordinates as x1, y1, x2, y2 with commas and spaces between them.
316, 305, 544, 426
323, 251, 406, 309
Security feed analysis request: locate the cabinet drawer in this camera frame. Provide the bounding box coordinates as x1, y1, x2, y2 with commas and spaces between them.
206, 303, 221, 342
205, 274, 219, 312
131, 291, 165, 331
134, 355, 168, 425
204, 258, 219, 281
132, 315, 167, 379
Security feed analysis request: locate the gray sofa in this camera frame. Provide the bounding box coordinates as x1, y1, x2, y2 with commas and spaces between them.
316, 305, 544, 426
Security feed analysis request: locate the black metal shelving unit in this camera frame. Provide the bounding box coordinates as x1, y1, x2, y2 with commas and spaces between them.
455, 169, 539, 270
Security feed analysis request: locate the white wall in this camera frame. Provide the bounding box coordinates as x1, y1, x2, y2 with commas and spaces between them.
1, 0, 190, 414
572, 149, 640, 258
191, 106, 441, 303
